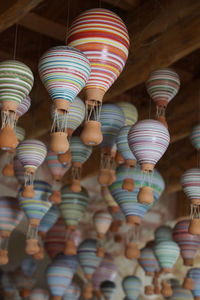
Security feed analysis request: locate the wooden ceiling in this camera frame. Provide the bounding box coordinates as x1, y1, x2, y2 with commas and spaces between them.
0, 0, 200, 203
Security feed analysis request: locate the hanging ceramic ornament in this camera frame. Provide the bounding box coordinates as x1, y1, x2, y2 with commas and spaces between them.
38, 46, 91, 154
29, 288, 49, 300
146, 68, 180, 126
69, 136, 92, 192
190, 124, 200, 151
18, 180, 52, 255
60, 185, 89, 255
101, 186, 120, 214
16, 139, 47, 198
0, 60, 33, 150
155, 225, 173, 243
63, 282, 81, 300
181, 168, 200, 234
128, 119, 169, 204
0, 196, 24, 265
46, 150, 70, 203
98, 104, 125, 187
183, 268, 200, 299
168, 285, 193, 300
93, 210, 112, 257
100, 281, 116, 300
122, 275, 142, 300
67, 8, 129, 146
13, 156, 25, 184
173, 219, 200, 266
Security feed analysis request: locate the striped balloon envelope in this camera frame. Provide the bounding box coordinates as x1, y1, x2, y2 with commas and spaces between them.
128, 119, 170, 171
67, 8, 129, 101
168, 285, 193, 300
154, 240, 180, 272
122, 275, 142, 300
21, 257, 37, 277
181, 168, 200, 202
38, 46, 91, 110
14, 156, 25, 184
77, 239, 102, 278
15, 95, 31, 120
116, 103, 138, 126
100, 280, 116, 300
185, 268, 200, 298
173, 219, 200, 266
63, 282, 81, 300
92, 253, 117, 292
139, 247, 159, 275
46, 150, 70, 181
54, 253, 78, 274
15, 126, 25, 143
46, 258, 73, 299
93, 210, 112, 240
38, 205, 60, 237
60, 185, 89, 229
101, 186, 119, 212
190, 124, 200, 151
155, 225, 173, 243
116, 125, 137, 163
14, 269, 36, 297
29, 288, 49, 300
70, 136, 92, 165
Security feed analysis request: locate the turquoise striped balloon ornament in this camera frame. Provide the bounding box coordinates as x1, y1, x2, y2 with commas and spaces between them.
38, 46, 91, 154
70, 136, 92, 192
181, 168, 200, 235
168, 285, 193, 300
63, 282, 81, 300
46, 150, 71, 204
128, 119, 169, 205
0, 60, 33, 151
122, 275, 142, 300
16, 139, 47, 198
154, 240, 180, 273
0, 196, 23, 265
100, 281, 116, 300
29, 288, 49, 300
183, 268, 200, 298
46, 256, 73, 300
60, 185, 89, 255
98, 104, 125, 187
190, 124, 200, 151
155, 225, 173, 243
18, 180, 52, 255
146, 68, 180, 126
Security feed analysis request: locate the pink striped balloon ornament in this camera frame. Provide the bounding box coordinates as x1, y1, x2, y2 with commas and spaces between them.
67, 8, 129, 146
181, 168, 200, 235
146, 68, 180, 127
38, 46, 91, 154
128, 119, 169, 204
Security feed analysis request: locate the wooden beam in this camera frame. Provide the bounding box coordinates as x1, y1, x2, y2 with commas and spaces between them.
102, 0, 139, 10
0, 0, 44, 33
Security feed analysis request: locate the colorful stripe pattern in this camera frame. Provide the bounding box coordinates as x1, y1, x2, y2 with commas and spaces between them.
16, 139, 47, 170
100, 104, 125, 148
29, 288, 49, 300
181, 168, 200, 200
154, 240, 180, 270
18, 180, 52, 221
46, 259, 73, 297
92, 253, 117, 291
155, 225, 173, 243
0, 60, 34, 107
169, 285, 193, 300
15, 126, 25, 142
63, 282, 81, 300
13, 156, 24, 183
100, 280, 116, 300
78, 238, 102, 276
186, 268, 200, 298
116, 125, 136, 161
117, 102, 138, 126
60, 185, 89, 227
122, 275, 142, 300
67, 8, 129, 93
55, 253, 78, 274
21, 257, 37, 277
38, 205, 60, 235
146, 68, 180, 106
46, 150, 70, 178
0, 196, 23, 233
16, 95, 31, 118
128, 119, 170, 166
190, 124, 200, 151
93, 210, 112, 236
38, 46, 91, 104
173, 219, 200, 262
139, 247, 159, 274
70, 136, 92, 164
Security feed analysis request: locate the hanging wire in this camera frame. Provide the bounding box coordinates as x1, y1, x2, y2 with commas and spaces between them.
66, 0, 71, 37
13, 23, 19, 60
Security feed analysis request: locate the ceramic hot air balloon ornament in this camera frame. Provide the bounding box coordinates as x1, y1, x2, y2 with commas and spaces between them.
0, 196, 24, 265
46, 256, 73, 300
155, 225, 173, 243
0, 60, 33, 150
29, 288, 49, 300
93, 210, 112, 257
168, 285, 193, 300
78, 239, 102, 299
122, 275, 142, 300
16, 139, 47, 198
146, 68, 180, 127
69, 136, 92, 192
46, 150, 70, 203
67, 8, 130, 146
100, 281, 116, 300
60, 185, 89, 255
13, 155, 25, 184
183, 268, 200, 298
63, 282, 81, 300
181, 168, 200, 234
190, 124, 200, 151
98, 104, 125, 187
173, 219, 200, 266
39, 46, 91, 154
128, 119, 169, 204
18, 180, 52, 255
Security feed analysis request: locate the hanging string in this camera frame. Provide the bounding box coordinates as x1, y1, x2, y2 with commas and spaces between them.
66, 0, 71, 37
13, 23, 19, 60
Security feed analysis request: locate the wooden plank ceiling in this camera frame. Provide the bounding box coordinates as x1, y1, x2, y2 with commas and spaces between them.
0, 0, 199, 200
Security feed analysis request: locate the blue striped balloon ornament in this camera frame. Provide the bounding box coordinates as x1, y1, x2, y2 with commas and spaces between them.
183, 268, 200, 299
190, 124, 200, 151
122, 275, 142, 300
63, 282, 81, 300
100, 281, 116, 300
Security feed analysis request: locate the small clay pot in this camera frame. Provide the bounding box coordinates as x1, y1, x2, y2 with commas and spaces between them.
156, 115, 168, 128
25, 239, 40, 255
97, 247, 104, 258
126, 215, 141, 226
50, 132, 69, 154
98, 169, 111, 186
83, 282, 93, 299
64, 239, 77, 255
137, 186, 154, 204
110, 220, 122, 233
0, 126, 18, 150
70, 179, 81, 193
122, 178, 134, 192
141, 164, 154, 172
80, 120, 103, 146
22, 185, 35, 198
49, 190, 61, 204
115, 151, 125, 165
33, 246, 45, 260
0, 250, 8, 265
145, 285, 154, 295
183, 277, 193, 290
161, 281, 173, 297
125, 242, 140, 260
189, 218, 200, 235
183, 257, 194, 267
2, 163, 14, 177
58, 150, 72, 164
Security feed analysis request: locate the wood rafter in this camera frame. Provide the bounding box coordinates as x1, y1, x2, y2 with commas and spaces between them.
102, 0, 139, 10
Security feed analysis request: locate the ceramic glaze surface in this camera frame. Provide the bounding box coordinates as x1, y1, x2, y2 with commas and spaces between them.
70, 136, 92, 164
38, 205, 60, 235
15, 126, 25, 142
100, 280, 116, 300
63, 282, 81, 300
169, 285, 193, 300
139, 247, 159, 274
122, 275, 142, 300
13, 156, 24, 183
55, 253, 78, 274
29, 288, 49, 300
187, 268, 200, 298
93, 210, 112, 235
190, 124, 200, 151
116, 102, 138, 126
116, 125, 136, 161
154, 240, 180, 270
155, 225, 173, 243
16, 95, 31, 118
46, 150, 70, 178
181, 168, 200, 200
21, 257, 37, 277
